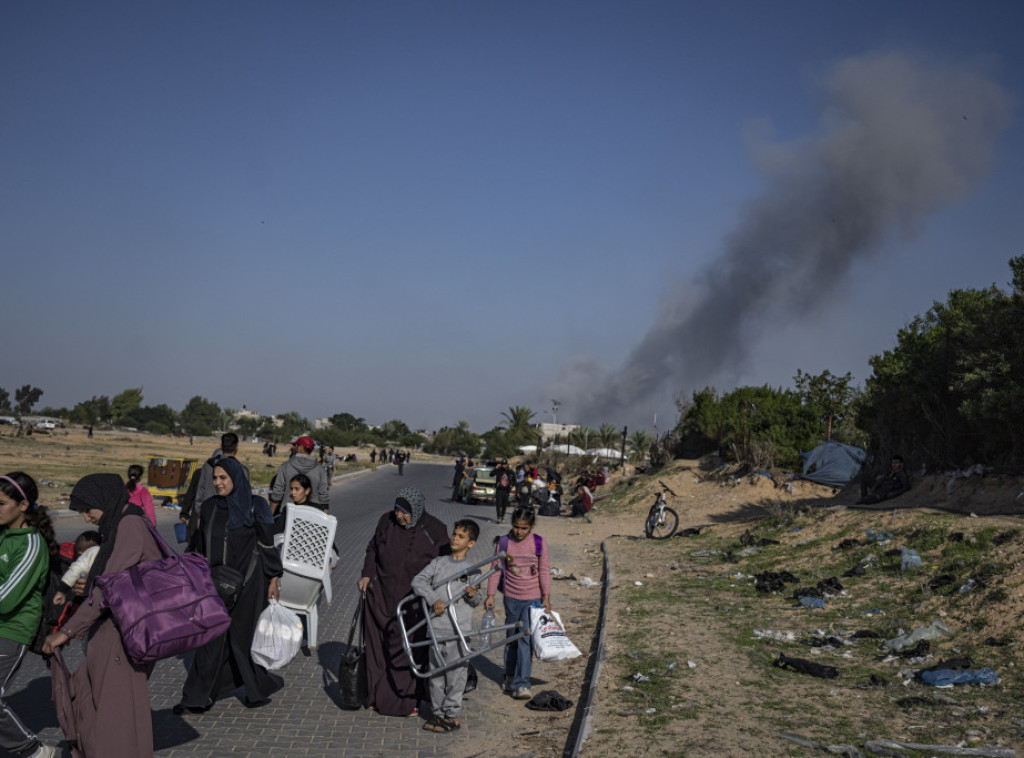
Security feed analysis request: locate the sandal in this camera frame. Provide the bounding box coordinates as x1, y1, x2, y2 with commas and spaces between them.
441, 716, 460, 731
423, 716, 453, 733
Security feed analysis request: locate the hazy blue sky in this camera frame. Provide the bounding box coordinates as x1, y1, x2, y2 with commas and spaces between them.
2, 2, 1022, 433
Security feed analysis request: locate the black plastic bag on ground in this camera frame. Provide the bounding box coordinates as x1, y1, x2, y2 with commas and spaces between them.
464, 664, 477, 694
525, 689, 574, 711
338, 594, 368, 709
772, 652, 838, 679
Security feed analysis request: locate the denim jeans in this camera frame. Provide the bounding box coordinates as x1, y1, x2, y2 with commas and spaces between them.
503, 597, 542, 690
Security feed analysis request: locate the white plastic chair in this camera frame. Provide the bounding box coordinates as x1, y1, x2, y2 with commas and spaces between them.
278, 505, 337, 648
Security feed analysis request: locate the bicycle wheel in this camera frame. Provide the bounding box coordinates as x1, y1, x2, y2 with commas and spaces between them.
644, 505, 660, 539
647, 507, 679, 539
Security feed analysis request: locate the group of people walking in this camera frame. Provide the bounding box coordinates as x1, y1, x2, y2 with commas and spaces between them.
0, 444, 560, 755
1, 449, 290, 757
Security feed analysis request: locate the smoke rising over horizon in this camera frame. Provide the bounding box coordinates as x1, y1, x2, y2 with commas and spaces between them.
557, 50, 1012, 428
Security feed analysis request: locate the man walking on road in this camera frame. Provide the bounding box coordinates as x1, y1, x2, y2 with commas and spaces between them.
491, 458, 514, 524
269, 435, 330, 513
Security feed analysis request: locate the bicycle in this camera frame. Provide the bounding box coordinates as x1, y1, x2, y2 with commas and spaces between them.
645, 481, 679, 539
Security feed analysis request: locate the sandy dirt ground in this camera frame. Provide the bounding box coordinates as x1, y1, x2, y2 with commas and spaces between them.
448, 460, 1024, 758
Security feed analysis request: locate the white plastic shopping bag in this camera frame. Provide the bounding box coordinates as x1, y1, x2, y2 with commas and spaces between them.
251, 599, 303, 670
529, 607, 582, 662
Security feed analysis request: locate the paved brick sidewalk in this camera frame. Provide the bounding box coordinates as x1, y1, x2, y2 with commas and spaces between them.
6, 463, 553, 758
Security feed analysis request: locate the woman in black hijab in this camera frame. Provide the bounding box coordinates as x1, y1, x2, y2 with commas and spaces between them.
174, 458, 283, 714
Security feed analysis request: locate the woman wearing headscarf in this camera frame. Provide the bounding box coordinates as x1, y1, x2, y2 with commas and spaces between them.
41, 473, 162, 758
174, 458, 283, 713
357, 487, 449, 716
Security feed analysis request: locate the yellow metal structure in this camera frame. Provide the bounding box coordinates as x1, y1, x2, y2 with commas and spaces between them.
146, 456, 201, 504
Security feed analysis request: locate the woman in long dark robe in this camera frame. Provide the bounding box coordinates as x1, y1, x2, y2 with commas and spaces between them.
357, 487, 449, 716
42, 473, 162, 758
174, 458, 283, 713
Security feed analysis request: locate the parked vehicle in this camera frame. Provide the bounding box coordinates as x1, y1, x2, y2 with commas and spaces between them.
466, 467, 497, 505
35, 420, 57, 430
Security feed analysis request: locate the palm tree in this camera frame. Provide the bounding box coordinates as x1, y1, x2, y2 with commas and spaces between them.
628, 430, 653, 462
500, 405, 536, 434
597, 423, 620, 449
569, 425, 596, 450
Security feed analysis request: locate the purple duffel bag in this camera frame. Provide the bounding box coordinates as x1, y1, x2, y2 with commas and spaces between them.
96, 520, 232, 664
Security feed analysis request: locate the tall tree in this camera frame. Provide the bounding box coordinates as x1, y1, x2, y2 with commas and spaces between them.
330, 412, 367, 432
111, 388, 144, 422
14, 385, 43, 415
501, 406, 536, 434
597, 423, 620, 449
568, 425, 596, 450
627, 430, 653, 462
0, 387, 10, 414
794, 369, 856, 441
180, 396, 221, 436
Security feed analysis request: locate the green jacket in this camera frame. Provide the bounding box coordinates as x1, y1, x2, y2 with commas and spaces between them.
0, 527, 49, 646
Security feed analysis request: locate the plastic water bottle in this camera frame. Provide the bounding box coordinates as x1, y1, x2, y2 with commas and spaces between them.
478, 609, 497, 649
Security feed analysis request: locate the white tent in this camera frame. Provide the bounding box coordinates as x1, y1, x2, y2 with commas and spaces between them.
517, 445, 538, 454
549, 443, 586, 455
587, 447, 625, 459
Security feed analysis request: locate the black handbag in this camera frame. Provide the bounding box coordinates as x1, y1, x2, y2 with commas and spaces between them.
338, 594, 369, 709
206, 512, 257, 610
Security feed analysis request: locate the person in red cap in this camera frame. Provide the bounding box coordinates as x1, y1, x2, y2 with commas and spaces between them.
268, 435, 330, 519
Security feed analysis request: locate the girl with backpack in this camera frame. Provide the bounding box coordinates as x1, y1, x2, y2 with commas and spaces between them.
0, 472, 59, 758
484, 505, 550, 701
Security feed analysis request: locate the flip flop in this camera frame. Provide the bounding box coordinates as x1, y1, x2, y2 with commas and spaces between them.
423, 716, 452, 733
441, 716, 461, 731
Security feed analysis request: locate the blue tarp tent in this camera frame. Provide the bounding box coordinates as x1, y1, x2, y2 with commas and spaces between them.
799, 441, 867, 488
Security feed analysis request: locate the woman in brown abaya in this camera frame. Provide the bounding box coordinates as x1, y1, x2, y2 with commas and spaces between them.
356, 487, 449, 716
42, 473, 162, 758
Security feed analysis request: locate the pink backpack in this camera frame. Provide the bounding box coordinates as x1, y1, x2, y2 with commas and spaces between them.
95, 520, 232, 664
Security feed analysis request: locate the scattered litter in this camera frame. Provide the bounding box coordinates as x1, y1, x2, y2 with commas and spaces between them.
922, 667, 998, 688
945, 463, 988, 494
779, 732, 864, 756
959, 579, 976, 593
553, 573, 578, 582
883, 619, 954, 652
900, 547, 923, 571
835, 538, 862, 550
633, 581, 643, 587
865, 528, 894, 543
753, 629, 798, 643
843, 564, 866, 577
773, 652, 838, 679
736, 546, 759, 557
786, 526, 802, 532
550, 567, 564, 576
666, 662, 676, 670
865, 737, 1014, 757
632, 673, 650, 682
644, 707, 657, 714
687, 660, 696, 668
798, 596, 825, 610
754, 571, 799, 594
577, 577, 600, 588
644, 573, 655, 578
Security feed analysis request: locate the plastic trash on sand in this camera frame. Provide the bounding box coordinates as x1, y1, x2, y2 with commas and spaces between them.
921, 667, 998, 687
883, 619, 954, 651
900, 547, 923, 571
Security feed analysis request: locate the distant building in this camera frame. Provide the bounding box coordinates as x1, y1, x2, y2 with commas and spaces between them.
538, 423, 578, 442
314, 418, 331, 430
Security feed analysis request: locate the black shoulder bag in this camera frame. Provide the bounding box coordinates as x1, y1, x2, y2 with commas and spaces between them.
338, 593, 369, 709
205, 511, 259, 610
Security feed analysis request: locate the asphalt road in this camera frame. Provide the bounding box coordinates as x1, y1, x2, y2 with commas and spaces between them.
6, 461, 516, 758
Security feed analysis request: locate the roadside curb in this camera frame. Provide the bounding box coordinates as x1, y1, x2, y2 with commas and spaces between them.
563, 538, 612, 756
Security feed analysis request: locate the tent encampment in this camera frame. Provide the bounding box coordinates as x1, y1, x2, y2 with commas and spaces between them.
799, 441, 867, 488
586, 447, 625, 459
549, 444, 585, 455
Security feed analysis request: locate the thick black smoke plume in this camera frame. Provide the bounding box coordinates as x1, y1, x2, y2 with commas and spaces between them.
559, 51, 1011, 426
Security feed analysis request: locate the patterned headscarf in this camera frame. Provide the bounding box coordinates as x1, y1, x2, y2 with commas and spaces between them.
69, 473, 144, 585
394, 486, 425, 530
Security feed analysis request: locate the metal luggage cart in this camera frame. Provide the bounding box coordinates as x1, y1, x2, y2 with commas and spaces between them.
397, 552, 528, 679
